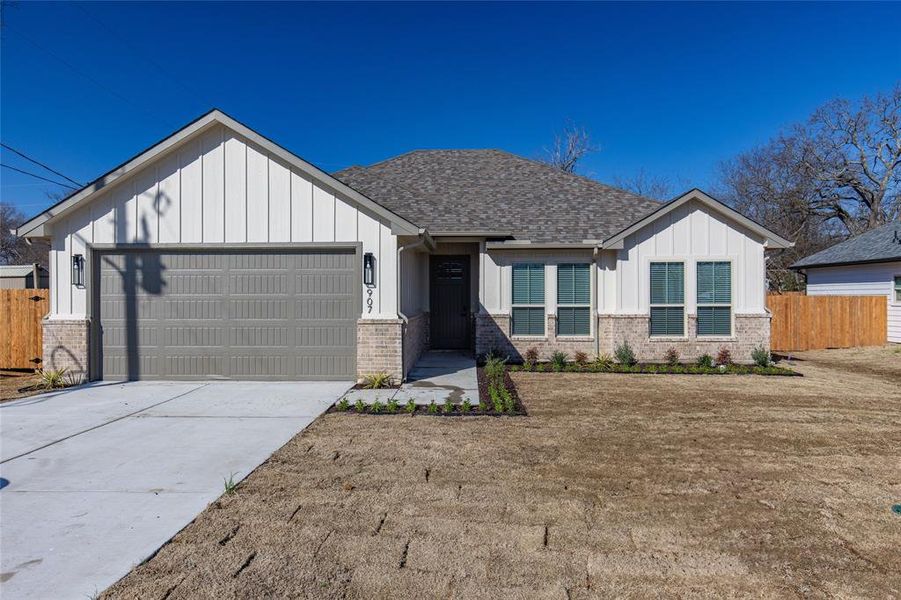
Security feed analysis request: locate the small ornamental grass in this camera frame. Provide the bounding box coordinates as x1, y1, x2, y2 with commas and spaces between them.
361, 372, 392, 389
335, 398, 350, 412
614, 341, 637, 366
550, 351, 569, 372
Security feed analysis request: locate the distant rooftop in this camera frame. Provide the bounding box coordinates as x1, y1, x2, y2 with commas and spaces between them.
791, 221, 901, 269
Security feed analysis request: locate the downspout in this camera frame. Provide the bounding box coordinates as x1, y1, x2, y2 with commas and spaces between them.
397, 234, 428, 381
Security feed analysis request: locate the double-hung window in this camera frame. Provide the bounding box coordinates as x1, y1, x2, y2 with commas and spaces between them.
512, 263, 545, 335
894, 275, 901, 303
557, 263, 591, 336
697, 261, 732, 336
649, 262, 685, 336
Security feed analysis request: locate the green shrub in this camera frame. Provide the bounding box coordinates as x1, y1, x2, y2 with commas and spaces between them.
405, 399, 417, 414
38, 368, 69, 390
484, 356, 506, 388
614, 341, 636, 366
361, 372, 392, 389
594, 353, 614, 371
550, 351, 569, 372
371, 400, 383, 414
336, 398, 350, 411
355, 399, 366, 413
696, 353, 714, 368
461, 399, 472, 413
443, 398, 454, 413
751, 345, 771, 368
478, 400, 488, 412
427, 400, 438, 414
664, 347, 679, 366
386, 399, 399, 413
502, 387, 515, 413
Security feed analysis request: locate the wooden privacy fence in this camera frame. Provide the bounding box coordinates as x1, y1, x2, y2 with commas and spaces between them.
0, 289, 50, 369
767, 293, 887, 352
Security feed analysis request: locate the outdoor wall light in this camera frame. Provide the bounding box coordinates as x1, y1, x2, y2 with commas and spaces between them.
72, 254, 85, 287
363, 252, 375, 286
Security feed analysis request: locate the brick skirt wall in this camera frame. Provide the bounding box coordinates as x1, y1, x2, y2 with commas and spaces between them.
476, 312, 770, 364
356, 319, 403, 382
42, 318, 90, 378
403, 312, 430, 377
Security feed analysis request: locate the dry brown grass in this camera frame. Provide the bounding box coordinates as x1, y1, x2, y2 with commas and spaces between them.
104, 348, 901, 599
0, 370, 43, 403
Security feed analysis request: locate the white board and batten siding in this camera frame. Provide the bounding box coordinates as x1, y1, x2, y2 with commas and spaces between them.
49, 123, 398, 320
805, 261, 901, 343
480, 200, 767, 317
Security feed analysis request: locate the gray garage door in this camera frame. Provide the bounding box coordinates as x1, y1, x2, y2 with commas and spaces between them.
95, 248, 358, 380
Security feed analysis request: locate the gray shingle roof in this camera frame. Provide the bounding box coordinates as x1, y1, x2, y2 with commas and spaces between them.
333, 150, 661, 243
791, 221, 901, 269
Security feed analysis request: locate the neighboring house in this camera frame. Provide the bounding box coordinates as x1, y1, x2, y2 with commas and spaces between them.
791, 221, 901, 343
14, 110, 792, 382
0, 264, 49, 289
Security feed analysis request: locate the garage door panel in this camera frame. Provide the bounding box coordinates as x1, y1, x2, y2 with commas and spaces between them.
97, 249, 357, 380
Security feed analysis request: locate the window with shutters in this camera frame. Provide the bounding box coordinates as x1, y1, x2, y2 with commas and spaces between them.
557, 263, 591, 336
511, 263, 545, 335
696, 261, 732, 336
649, 262, 685, 336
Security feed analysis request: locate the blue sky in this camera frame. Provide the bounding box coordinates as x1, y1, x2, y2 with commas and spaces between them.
2, 1, 899, 216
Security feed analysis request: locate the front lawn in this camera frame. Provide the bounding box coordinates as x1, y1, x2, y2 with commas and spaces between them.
102, 349, 901, 598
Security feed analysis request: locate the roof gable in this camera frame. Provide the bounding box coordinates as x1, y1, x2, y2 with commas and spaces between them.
15, 109, 421, 238
600, 189, 793, 250
791, 221, 901, 269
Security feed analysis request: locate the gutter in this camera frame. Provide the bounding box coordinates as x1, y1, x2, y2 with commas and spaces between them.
397, 233, 429, 381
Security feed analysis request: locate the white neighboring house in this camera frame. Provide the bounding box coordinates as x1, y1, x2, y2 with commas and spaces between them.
791, 221, 901, 343
0, 264, 49, 289
14, 109, 793, 382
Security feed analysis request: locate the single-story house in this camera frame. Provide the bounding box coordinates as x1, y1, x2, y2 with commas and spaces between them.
791, 221, 901, 343
14, 110, 792, 382
0, 264, 49, 289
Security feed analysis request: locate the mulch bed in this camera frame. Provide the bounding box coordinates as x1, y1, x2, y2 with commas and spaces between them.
507, 362, 800, 376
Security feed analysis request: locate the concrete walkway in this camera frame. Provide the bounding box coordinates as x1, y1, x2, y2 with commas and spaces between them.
344, 350, 478, 405
0, 380, 350, 600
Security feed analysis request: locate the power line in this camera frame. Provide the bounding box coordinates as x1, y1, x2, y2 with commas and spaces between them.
0, 143, 83, 187
1, 164, 79, 189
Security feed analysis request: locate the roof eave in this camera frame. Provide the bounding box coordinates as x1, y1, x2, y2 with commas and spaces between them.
790, 256, 901, 271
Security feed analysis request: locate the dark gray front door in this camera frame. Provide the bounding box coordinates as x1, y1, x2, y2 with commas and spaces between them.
429, 255, 470, 349
95, 248, 359, 381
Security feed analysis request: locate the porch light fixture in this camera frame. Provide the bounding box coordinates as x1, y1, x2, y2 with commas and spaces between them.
363, 252, 375, 286
72, 254, 85, 287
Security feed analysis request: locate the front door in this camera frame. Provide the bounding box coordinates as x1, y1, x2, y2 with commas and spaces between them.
430, 255, 471, 349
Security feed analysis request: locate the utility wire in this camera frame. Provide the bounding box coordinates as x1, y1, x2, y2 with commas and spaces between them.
0, 143, 83, 187
1, 164, 79, 189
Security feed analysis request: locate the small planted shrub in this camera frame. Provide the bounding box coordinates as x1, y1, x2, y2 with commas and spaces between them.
696, 353, 714, 369
478, 400, 488, 412
573, 350, 589, 367
355, 398, 366, 413
490, 385, 504, 412
361, 372, 392, 389
550, 351, 569, 372
664, 347, 679, 366
38, 368, 69, 390
614, 341, 637, 366
443, 398, 454, 414
386, 399, 399, 413
461, 399, 472, 413
427, 400, 439, 414
335, 398, 350, 412
715, 346, 733, 366
370, 400, 383, 414
594, 353, 614, 371
751, 345, 771, 368
405, 399, 417, 414
524, 346, 539, 370
503, 387, 515, 413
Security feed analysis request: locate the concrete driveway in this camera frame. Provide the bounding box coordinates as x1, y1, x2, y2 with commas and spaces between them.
0, 380, 349, 600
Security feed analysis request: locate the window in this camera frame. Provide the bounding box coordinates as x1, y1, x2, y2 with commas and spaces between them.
697, 261, 732, 336
895, 276, 901, 303
557, 263, 591, 336
512, 263, 545, 335
649, 262, 684, 336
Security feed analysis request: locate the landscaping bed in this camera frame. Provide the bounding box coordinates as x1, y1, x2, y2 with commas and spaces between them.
507, 362, 799, 376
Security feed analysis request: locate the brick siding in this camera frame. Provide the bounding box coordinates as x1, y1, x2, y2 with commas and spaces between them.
42, 318, 90, 379
356, 318, 403, 383
402, 312, 430, 377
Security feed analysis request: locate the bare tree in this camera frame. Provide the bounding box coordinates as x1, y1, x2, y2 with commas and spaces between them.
796, 84, 901, 234
0, 203, 49, 266
543, 121, 598, 173
613, 168, 683, 201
